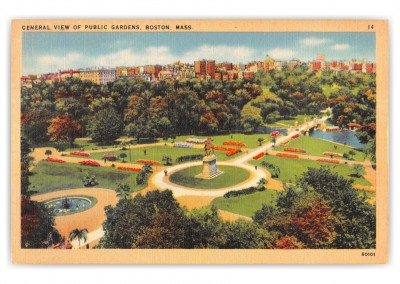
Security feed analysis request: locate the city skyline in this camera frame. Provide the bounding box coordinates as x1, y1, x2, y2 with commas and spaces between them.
22, 32, 376, 75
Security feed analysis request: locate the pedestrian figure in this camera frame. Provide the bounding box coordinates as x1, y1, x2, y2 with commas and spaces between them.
144, 149, 147, 156
164, 170, 168, 176
255, 165, 258, 171
104, 158, 107, 164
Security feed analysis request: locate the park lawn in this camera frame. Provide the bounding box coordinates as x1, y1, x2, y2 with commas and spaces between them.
80, 145, 240, 164
29, 161, 146, 195
169, 165, 251, 189
275, 135, 365, 162
169, 133, 271, 149
211, 189, 279, 217
322, 84, 360, 98
250, 155, 371, 186
274, 114, 319, 127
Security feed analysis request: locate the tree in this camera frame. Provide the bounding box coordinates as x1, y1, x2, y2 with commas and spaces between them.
348, 150, 356, 159
353, 164, 366, 178
274, 236, 304, 249
116, 183, 132, 200
69, 228, 89, 248
48, 116, 82, 147
90, 108, 124, 145
21, 196, 61, 248
257, 137, 265, 146
119, 153, 127, 163
271, 165, 281, 178
162, 155, 173, 166
257, 178, 268, 190
45, 149, 52, 156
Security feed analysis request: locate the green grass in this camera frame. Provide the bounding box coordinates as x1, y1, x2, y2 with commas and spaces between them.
275, 135, 365, 162
169, 165, 250, 189
169, 134, 270, 149
264, 114, 319, 129
322, 84, 360, 98
211, 189, 279, 217
250, 155, 371, 186
29, 161, 146, 195
78, 145, 240, 164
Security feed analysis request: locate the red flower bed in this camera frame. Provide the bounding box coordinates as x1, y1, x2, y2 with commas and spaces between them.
252, 152, 265, 160
214, 146, 241, 156
226, 149, 241, 157
276, 153, 299, 159
45, 157, 66, 163
70, 151, 90, 157
284, 147, 306, 153
325, 128, 343, 132
271, 131, 279, 137
323, 152, 343, 157
117, 166, 141, 172
78, 160, 100, 167
291, 134, 299, 139
137, 159, 160, 165
223, 141, 246, 147
317, 158, 340, 164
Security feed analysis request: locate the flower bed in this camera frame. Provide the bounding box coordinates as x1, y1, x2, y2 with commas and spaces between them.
291, 133, 299, 139
284, 147, 306, 153
78, 160, 100, 167
214, 146, 242, 157
137, 159, 160, 165
276, 153, 299, 159
223, 141, 246, 147
252, 152, 265, 160
70, 151, 90, 157
226, 149, 241, 157
174, 142, 194, 148
317, 158, 340, 164
103, 154, 118, 161
271, 131, 279, 137
323, 152, 343, 157
45, 157, 66, 163
117, 166, 141, 172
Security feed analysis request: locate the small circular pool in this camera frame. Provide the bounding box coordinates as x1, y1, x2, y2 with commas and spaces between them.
44, 196, 97, 216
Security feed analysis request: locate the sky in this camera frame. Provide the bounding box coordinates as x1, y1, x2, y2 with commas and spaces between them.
22, 32, 376, 75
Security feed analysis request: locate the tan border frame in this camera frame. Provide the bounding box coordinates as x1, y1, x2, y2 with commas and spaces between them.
11, 20, 389, 264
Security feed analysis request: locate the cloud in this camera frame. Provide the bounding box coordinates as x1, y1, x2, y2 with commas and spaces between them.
180, 45, 257, 63
267, 48, 296, 60
300, 37, 331, 46
332, 43, 350, 50
24, 44, 258, 74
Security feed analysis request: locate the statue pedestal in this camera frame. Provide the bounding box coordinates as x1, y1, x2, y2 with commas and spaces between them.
196, 154, 223, 179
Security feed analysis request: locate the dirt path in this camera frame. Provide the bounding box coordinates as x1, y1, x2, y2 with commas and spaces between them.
31, 187, 118, 248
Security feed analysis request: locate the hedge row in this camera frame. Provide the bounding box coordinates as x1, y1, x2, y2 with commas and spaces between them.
175, 154, 204, 163
223, 186, 265, 198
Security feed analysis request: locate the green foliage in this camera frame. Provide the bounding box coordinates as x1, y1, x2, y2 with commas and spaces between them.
69, 228, 88, 247
223, 185, 266, 198
352, 164, 366, 178
175, 154, 203, 163
162, 155, 173, 166
90, 108, 124, 145
116, 183, 132, 200
81, 172, 98, 187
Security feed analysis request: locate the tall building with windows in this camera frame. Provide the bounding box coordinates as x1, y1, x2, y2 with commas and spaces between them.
194, 60, 215, 79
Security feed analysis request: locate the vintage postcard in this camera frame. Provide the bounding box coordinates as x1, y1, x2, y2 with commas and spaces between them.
11, 20, 388, 264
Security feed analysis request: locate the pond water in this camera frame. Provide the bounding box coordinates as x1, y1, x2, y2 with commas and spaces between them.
309, 129, 365, 149
256, 126, 288, 135
44, 196, 94, 216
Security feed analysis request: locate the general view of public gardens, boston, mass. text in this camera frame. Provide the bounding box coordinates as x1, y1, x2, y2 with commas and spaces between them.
19, 30, 377, 252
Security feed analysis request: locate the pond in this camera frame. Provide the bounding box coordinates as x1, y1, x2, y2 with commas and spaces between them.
44, 196, 96, 216
309, 129, 365, 149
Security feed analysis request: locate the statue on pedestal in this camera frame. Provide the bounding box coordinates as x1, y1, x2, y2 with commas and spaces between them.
204, 137, 215, 156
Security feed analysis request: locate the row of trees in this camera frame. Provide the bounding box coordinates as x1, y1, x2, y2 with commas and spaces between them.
21, 77, 263, 148
98, 167, 376, 249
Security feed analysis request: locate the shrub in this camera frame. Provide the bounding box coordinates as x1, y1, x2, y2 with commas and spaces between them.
224, 186, 265, 198
81, 173, 98, 187
175, 154, 203, 163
